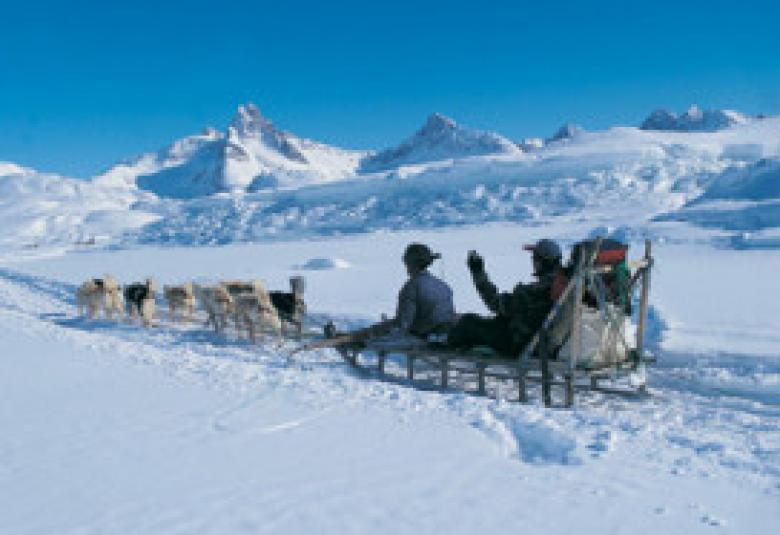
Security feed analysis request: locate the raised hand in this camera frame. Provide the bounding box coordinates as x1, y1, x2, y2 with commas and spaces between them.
467, 250, 484, 273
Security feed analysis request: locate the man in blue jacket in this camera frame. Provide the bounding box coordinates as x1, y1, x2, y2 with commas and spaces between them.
395, 242, 456, 336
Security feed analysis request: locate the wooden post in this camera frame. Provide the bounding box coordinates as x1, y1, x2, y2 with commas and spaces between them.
590, 375, 599, 389
440, 357, 449, 389
407, 354, 415, 381
564, 374, 574, 407
378, 351, 386, 376
635, 240, 652, 361
571, 269, 584, 376
518, 365, 527, 402
290, 276, 305, 340
540, 331, 552, 407
477, 363, 486, 396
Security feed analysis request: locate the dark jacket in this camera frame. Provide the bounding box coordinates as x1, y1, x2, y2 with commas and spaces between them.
396, 270, 456, 336
471, 268, 555, 354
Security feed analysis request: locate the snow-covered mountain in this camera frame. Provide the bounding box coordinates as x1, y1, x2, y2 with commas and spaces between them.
358, 113, 520, 173
97, 104, 366, 198
0, 162, 157, 252
3, 104, 780, 253
547, 123, 584, 143
640, 105, 749, 132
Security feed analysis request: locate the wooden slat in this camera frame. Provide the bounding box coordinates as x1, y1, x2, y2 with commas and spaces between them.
477, 363, 486, 396
636, 240, 652, 360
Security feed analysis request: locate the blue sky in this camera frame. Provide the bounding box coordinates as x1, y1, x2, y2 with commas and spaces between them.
1, 0, 778, 177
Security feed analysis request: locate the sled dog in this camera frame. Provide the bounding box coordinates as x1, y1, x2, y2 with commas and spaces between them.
269, 276, 306, 337
124, 278, 157, 327
194, 284, 233, 333
76, 276, 124, 319
231, 280, 282, 343
163, 282, 195, 323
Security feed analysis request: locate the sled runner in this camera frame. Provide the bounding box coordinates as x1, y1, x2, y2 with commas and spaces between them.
303, 238, 654, 407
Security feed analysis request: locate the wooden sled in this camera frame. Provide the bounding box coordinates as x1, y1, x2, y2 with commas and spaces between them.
329, 238, 654, 407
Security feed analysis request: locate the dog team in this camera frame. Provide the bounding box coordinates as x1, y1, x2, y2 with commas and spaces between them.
75, 275, 306, 342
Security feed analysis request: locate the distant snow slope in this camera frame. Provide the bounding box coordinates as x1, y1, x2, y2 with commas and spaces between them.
359, 113, 520, 173
640, 105, 749, 132
131, 117, 780, 245
699, 158, 780, 201
656, 157, 780, 232
0, 163, 157, 254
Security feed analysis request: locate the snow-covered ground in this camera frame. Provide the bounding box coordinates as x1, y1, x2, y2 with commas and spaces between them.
2, 105, 779, 532
1, 223, 778, 534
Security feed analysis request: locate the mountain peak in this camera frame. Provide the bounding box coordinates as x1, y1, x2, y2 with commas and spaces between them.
230, 102, 274, 135
640, 105, 748, 132
359, 113, 518, 173
420, 113, 457, 135
548, 123, 583, 143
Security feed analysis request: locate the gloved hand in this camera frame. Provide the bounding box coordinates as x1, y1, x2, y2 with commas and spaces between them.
466, 250, 484, 273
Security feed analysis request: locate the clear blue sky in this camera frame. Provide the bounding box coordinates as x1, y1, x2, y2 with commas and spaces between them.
1, 0, 778, 177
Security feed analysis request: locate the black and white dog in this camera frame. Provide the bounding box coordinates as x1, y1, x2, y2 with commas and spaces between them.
269, 276, 306, 336
123, 278, 157, 327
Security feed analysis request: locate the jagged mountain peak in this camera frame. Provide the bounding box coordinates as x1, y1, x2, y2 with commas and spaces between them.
548, 123, 584, 143
102, 103, 363, 198
419, 112, 457, 135
230, 102, 275, 136
359, 113, 519, 173
640, 105, 748, 132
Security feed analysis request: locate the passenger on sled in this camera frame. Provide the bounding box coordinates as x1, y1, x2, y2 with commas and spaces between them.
324, 242, 456, 344
447, 238, 567, 356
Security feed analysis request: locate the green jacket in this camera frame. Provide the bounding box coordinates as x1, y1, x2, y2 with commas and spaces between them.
471, 268, 555, 354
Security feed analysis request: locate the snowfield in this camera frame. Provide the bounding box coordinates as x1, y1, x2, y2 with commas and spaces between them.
1, 224, 779, 534
1, 106, 779, 533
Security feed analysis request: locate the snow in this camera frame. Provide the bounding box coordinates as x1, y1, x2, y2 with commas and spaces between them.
1, 223, 779, 533
2, 104, 780, 532
298, 257, 352, 270
8, 104, 776, 254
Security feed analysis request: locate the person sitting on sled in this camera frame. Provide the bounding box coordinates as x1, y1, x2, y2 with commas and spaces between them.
447, 238, 565, 356
394, 242, 456, 337
324, 242, 456, 344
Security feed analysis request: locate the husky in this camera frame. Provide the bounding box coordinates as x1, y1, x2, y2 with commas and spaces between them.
163, 282, 195, 323
124, 278, 157, 327
231, 280, 282, 343
76, 276, 124, 319
194, 284, 234, 333
269, 276, 306, 337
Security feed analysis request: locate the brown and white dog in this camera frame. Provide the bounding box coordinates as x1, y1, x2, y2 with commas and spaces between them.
76, 276, 124, 319
229, 280, 282, 343
163, 281, 195, 323
124, 278, 157, 327
194, 284, 234, 333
